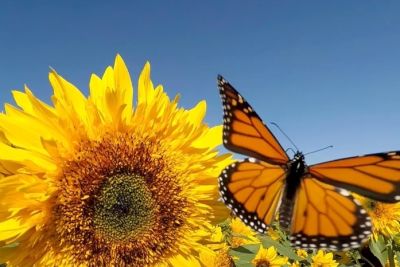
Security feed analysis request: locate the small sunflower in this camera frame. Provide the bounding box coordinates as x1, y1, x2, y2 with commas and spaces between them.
311, 250, 339, 267
266, 227, 281, 241
251, 245, 288, 267
206, 225, 226, 251
296, 249, 308, 259
354, 195, 400, 239
0, 55, 231, 266
229, 217, 259, 248
199, 244, 233, 267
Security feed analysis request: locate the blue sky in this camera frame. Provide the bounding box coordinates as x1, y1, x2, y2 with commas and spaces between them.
1, 1, 400, 163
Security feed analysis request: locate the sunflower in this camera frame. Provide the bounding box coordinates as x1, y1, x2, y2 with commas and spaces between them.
311, 250, 338, 267
0, 55, 231, 266
354, 195, 400, 239
229, 217, 260, 248
266, 227, 281, 241
296, 249, 308, 259
251, 245, 288, 267
199, 244, 233, 267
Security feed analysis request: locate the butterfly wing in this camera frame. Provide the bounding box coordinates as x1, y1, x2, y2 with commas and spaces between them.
309, 151, 400, 202
289, 177, 371, 251
219, 158, 286, 232
217, 76, 289, 165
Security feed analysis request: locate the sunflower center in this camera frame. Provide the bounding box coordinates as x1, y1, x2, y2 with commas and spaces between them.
93, 173, 155, 242
256, 260, 270, 267
54, 134, 193, 265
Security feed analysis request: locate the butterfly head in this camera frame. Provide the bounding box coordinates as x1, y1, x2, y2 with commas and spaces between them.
293, 151, 305, 162
290, 152, 306, 173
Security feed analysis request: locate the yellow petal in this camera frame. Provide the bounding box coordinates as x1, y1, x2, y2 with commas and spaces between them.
192, 125, 222, 149
266, 246, 277, 260
0, 105, 63, 154
187, 100, 206, 126
114, 54, 134, 117
0, 218, 30, 241
137, 61, 155, 106
169, 254, 201, 267
0, 142, 56, 172
49, 70, 88, 127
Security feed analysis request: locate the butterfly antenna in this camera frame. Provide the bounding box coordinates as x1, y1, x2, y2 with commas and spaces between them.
270, 122, 299, 151
304, 145, 333, 156
285, 148, 296, 154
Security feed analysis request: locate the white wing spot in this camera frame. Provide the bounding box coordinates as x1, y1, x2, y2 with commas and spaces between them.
339, 189, 350, 196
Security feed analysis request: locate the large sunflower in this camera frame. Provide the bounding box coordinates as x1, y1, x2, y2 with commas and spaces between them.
0, 55, 230, 266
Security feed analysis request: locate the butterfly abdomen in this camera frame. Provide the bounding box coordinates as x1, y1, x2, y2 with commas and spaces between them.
279, 154, 306, 230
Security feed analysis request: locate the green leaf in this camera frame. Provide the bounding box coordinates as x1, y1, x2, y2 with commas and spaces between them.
231, 244, 259, 254
229, 244, 260, 264
369, 235, 388, 266
260, 236, 302, 261
396, 251, 400, 265
235, 262, 252, 267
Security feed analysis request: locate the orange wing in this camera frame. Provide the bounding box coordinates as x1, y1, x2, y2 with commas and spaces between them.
309, 151, 400, 202
217, 76, 289, 165
219, 158, 286, 232
289, 177, 371, 251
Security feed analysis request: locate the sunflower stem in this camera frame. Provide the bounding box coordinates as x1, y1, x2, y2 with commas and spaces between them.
388, 238, 395, 267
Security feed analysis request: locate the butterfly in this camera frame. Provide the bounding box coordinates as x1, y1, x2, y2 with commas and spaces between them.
217, 75, 400, 251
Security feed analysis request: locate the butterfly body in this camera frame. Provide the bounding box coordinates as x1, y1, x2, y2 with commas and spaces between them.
217, 75, 400, 251
283, 152, 306, 201
278, 152, 305, 230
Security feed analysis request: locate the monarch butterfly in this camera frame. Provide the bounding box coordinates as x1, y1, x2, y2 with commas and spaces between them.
217, 75, 400, 251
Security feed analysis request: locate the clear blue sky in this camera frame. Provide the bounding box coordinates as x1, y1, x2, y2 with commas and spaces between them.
1, 1, 400, 164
